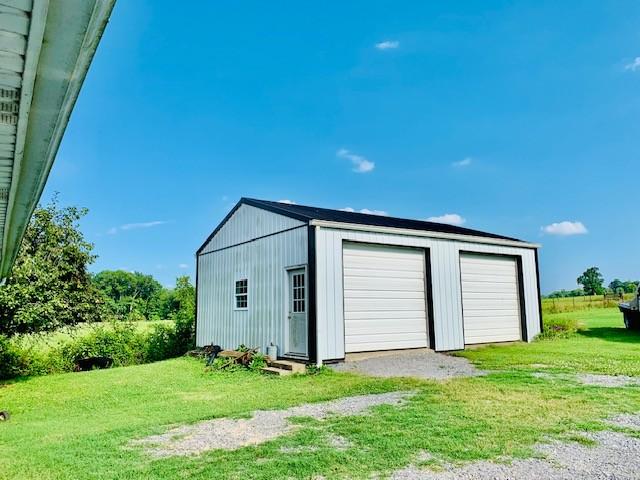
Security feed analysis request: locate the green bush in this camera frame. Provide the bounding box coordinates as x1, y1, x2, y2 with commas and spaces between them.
538, 316, 585, 340
0, 316, 196, 381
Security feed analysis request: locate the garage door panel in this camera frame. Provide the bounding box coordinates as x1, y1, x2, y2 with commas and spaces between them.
343, 255, 424, 272
461, 263, 517, 275
344, 289, 425, 300
344, 245, 423, 260
343, 243, 428, 353
458, 281, 519, 294
344, 277, 424, 291
345, 318, 428, 334
343, 267, 424, 279
345, 298, 426, 312
345, 310, 427, 320
460, 253, 522, 345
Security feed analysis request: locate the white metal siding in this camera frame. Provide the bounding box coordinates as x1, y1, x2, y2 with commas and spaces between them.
196, 208, 307, 353
342, 243, 427, 352
460, 253, 521, 344
200, 204, 305, 254
315, 227, 540, 360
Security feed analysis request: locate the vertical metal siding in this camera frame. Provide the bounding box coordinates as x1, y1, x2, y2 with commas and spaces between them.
196, 207, 307, 353
201, 204, 305, 254
315, 228, 541, 360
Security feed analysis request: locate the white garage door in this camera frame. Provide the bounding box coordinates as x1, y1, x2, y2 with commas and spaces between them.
460, 253, 522, 344
343, 243, 428, 352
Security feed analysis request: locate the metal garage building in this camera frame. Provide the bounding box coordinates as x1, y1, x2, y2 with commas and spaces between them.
196, 198, 542, 364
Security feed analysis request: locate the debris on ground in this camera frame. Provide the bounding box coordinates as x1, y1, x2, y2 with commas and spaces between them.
130, 391, 414, 457
0, 410, 10, 422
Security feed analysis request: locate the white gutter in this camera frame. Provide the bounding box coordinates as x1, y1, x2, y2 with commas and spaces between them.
1, 0, 49, 255
309, 219, 541, 249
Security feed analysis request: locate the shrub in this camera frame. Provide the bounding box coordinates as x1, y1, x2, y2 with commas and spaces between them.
538, 316, 585, 340
0, 316, 196, 381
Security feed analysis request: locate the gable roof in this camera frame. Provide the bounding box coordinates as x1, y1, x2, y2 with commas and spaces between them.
197, 197, 535, 254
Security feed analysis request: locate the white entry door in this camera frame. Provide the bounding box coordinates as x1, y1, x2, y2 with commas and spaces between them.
342, 243, 428, 352
287, 268, 308, 356
460, 253, 522, 344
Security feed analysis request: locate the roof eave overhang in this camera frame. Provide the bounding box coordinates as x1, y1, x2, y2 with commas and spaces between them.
309, 219, 541, 250
0, 0, 116, 278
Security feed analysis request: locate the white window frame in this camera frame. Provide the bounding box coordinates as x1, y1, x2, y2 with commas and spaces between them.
234, 278, 248, 311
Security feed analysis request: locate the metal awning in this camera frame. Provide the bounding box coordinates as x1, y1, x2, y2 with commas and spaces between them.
0, 0, 114, 277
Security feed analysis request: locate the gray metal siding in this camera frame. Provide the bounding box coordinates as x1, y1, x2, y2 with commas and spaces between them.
201, 204, 305, 254
196, 206, 308, 353
314, 227, 541, 360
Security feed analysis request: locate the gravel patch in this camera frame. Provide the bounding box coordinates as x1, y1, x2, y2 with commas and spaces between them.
577, 374, 640, 388
607, 413, 640, 430
392, 430, 640, 479
331, 350, 483, 380
131, 391, 412, 457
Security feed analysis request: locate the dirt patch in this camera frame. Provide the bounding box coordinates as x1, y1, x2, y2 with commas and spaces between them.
331, 350, 484, 380
131, 391, 413, 457
577, 373, 640, 388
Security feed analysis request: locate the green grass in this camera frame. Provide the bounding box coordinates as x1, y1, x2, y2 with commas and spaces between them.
458, 308, 640, 376
1, 308, 639, 479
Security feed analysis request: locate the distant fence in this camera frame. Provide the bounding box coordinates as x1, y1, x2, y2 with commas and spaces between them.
542, 293, 634, 314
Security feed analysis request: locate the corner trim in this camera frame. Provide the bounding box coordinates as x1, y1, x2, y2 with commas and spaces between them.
424, 248, 436, 350
307, 224, 318, 363
534, 249, 543, 333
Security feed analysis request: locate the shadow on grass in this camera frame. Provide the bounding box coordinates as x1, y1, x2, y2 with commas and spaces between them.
578, 327, 640, 344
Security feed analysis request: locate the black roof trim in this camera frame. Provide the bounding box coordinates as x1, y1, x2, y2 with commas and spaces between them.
245, 198, 525, 242
196, 197, 527, 255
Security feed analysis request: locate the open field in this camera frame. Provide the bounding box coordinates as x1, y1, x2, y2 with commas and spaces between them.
1, 309, 639, 479
541, 293, 634, 314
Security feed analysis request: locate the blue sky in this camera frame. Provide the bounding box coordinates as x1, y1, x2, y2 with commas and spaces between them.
42, 0, 640, 293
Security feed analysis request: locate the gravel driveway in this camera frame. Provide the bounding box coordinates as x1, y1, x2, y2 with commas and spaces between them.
330, 349, 483, 380
130, 391, 413, 457
392, 414, 640, 480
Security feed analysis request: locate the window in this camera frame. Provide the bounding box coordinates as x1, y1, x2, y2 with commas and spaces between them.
235, 279, 248, 309
292, 273, 305, 313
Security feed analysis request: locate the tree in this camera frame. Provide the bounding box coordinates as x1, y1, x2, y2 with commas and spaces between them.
624, 281, 640, 294
609, 279, 625, 294
577, 267, 605, 296
0, 196, 104, 336
93, 270, 163, 320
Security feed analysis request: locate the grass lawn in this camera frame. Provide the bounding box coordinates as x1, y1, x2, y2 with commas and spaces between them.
458, 308, 640, 376
1, 308, 639, 479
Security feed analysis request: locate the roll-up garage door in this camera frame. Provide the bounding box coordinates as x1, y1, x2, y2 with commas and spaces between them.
460, 253, 522, 344
343, 243, 428, 352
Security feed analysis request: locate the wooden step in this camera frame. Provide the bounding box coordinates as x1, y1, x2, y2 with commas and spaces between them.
261, 366, 293, 376
267, 359, 306, 374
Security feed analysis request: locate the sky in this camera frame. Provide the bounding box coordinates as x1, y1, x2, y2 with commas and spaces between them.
42, 0, 640, 293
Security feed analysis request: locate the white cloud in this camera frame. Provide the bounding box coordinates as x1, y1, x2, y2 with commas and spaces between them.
337, 148, 375, 173
452, 157, 472, 168
375, 40, 399, 50
624, 57, 640, 71
277, 199, 296, 204
425, 213, 466, 226
541, 221, 588, 236
178, 263, 189, 269
107, 220, 169, 235
340, 207, 388, 216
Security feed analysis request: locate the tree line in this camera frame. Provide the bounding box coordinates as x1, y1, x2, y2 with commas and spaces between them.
0, 197, 194, 337
546, 266, 639, 298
